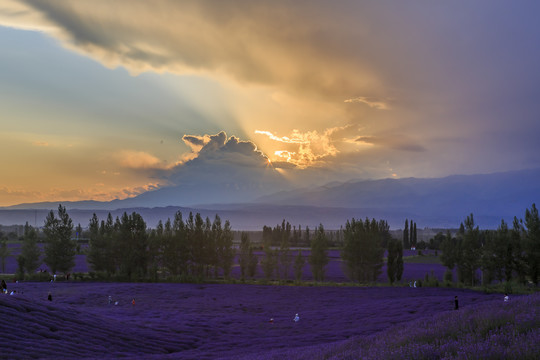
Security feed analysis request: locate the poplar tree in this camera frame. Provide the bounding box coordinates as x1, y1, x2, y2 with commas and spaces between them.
21, 222, 41, 274
396, 240, 404, 281
279, 221, 292, 280
220, 220, 235, 279
115, 212, 148, 280
342, 218, 386, 283
410, 220, 413, 245
387, 238, 403, 284
294, 250, 305, 282
457, 214, 482, 286
524, 203, 540, 284
261, 231, 277, 280
403, 219, 409, 249
0, 237, 9, 273
88, 213, 108, 273
387, 238, 397, 284
43, 204, 76, 275
413, 222, 417, 247
309, 224, 329, 282
239, 232, 251, 280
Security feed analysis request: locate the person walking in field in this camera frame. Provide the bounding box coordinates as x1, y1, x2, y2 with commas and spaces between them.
48, 292, 52, 301
504, 293, 509, 302
294, 313, 300, 322
1, 279, 7, 293
454, 295, 459, 310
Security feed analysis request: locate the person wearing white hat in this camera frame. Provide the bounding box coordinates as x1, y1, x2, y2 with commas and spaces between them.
294, 313, 300, 322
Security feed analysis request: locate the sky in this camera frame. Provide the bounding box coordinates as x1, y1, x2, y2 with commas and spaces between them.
1, 0, 540, 207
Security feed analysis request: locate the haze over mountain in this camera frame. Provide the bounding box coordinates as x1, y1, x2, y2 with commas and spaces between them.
2, 168, 538, 230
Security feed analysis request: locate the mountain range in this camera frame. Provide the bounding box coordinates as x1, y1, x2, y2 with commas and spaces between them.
1, 168, 539, 230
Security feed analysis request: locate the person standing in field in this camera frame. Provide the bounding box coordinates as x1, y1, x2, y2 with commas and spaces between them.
504, 293, 509, 302
454, 296, 458, 310
48, 292, 52, 301
1, 279, 7, 293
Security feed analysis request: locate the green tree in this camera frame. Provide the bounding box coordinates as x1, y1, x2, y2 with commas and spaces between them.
482, 220, 511, 283
279, 220, 292, 280
403, 219, 409, 249
261, 229, 277, 280
115, 212, 148, 280
412, 222, 417, 247
440, 230, 458, 271
191, 213, 206, 277
387, 238, 404, 284
87, 213, 108, 273
387, 238, 397, 284
163, 211, 188, 277
43, 204, 76, 275
0, 237, 10, 273
203, 216, 216, 277
309, 224, 329, 282
457, 214, 482, 286
410, 220, 414, 246
342, 218, 386, 283
16, 255, 25, 279
101, 213, 117, 276
304, 226, 310, 247
396, 239, 404, 281
147, 220, 165, 281
294, 250, 305, 282
248, 244, 258, 279
511, 217, 527, 283
524, 203, 540, 284
220, 220, 235, 279
239, 232, 251, 280
21, 222, 41, 274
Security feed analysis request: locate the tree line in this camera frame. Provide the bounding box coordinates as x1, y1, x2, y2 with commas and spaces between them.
13, 204, 393, 285
14, 203, 538, 287
440, 204, 540, 286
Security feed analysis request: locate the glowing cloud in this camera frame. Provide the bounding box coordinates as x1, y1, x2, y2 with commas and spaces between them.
254, 130, 309, 144
115, 150, 168, 169
344, 97, 389, 110
255, 127, 347, 168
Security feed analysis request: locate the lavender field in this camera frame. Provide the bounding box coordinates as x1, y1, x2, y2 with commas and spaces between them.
2, 282, 536, 359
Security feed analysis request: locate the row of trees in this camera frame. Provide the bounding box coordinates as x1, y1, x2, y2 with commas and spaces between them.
403, 219, 417, 249
440, 204, 540, 286
16, 205, 76, 277
13, 204, 393, 285
261, 221, 345, 248
87, 211, 236, 281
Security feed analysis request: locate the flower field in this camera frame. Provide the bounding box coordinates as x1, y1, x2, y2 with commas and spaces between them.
1, 282, 534, 359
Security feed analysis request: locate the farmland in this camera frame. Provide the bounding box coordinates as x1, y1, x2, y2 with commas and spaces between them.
0, 282, 521, 359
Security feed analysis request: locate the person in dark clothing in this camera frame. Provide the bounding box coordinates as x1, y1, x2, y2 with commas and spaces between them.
48, 292, 52, 301
1, 279, 7, 293
454, 295, 459, 310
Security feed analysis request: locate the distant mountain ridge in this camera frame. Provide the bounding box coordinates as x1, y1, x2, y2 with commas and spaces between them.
255, 167, 540, 224
1, 168, 539, 229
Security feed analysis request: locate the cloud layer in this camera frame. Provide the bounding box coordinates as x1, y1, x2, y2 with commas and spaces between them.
1, 1, 540, 206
